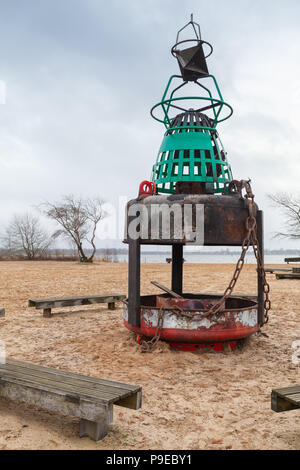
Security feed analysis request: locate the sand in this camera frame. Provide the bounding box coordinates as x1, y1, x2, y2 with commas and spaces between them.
0, 260, 299, 450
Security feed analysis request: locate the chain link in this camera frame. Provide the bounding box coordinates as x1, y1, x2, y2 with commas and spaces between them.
140, 307, 165, 353
202, 180, 271, 322
140, 180, 271, 352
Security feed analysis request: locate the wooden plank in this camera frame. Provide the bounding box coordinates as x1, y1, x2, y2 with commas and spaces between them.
276, 273, 300, 280
0, 362, 140, 402
274, 386, 300, 395
0, 308, 5, 318
29, 294, 125, 305
0, 371, 123, 404
285, 393, 300, 404
6, 359, 140, 394
0, 359, 142, 410
265, 268, 292, 274
0, 365, 134, 401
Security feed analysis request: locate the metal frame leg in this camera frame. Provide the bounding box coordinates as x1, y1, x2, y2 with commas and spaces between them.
172, 244, 183, 295
257, 211, 264, 326
128, 239, 141, 327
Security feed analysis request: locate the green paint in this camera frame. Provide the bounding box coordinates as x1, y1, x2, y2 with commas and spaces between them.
150, 75, 233, 194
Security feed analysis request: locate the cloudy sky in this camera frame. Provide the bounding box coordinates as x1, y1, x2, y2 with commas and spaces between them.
0, 0, 300, 250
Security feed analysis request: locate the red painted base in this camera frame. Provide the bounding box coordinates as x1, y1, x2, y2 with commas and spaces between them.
136, 334, 237, 352
169, 341, 238, 352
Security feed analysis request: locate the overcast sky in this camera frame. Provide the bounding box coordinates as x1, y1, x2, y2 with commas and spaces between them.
0, 0, 300, 250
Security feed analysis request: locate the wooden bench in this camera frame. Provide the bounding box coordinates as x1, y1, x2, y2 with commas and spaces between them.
275, 273, 300, 280
272, 386, 300, 413
0, 358, 142, 441
28, 294, 126, 317
0, 309, 5, 318
285, 257, 300, 264
265, 268, 291, 274
265, 267, 300, 279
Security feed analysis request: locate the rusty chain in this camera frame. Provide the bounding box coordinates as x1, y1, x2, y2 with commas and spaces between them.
141, 180, 271, 352
140, 307, 165, 353
200, 180, 271, 323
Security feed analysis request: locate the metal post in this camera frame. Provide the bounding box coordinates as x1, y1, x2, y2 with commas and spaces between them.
257, 211, 264, 326
172, 244, 183, 295
128, 239, 141, 327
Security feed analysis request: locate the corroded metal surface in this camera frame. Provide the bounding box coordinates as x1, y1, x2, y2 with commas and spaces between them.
124, 193, 258, 246
123, 294, 259, 344
156, 295, 225, 311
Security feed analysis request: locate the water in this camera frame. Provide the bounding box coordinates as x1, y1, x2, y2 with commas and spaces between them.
110, 253, 289, 265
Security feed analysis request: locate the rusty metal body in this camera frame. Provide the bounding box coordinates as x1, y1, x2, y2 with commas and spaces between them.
123, 17, 267, 350
125, 193, 257, 246
155, 295, 225, 311
123, 294, 259, 344
124, 201, 265, 347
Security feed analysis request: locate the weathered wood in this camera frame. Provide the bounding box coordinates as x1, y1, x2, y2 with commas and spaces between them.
0, 359, 142, 441
265, 268, 292, 274
115, 391, 142, 410
28, 293, 126, 316
272, 386, 300, 413
276, 273, 300, 280
0, 380, 112, 421
0, 359, 142, 404
0, 308, 5, 318
43, 308, 52, 318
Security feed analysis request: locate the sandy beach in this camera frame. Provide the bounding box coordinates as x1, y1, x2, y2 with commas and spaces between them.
0, 260, 299, 450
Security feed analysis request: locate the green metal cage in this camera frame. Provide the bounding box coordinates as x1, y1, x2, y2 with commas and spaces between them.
150, 75, 233, 194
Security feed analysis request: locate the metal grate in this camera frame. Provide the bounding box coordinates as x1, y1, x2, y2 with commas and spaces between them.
151, 110, 233, 194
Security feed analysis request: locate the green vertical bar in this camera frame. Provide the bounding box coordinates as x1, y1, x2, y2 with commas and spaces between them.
178, 150, 184, 179
200, 150, 206, 178
190, 149, 195, 177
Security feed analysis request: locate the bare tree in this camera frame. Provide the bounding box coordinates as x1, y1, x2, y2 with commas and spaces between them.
41, 195, 105, 262
2, 213, 51, 259
268, 193, 300, 239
